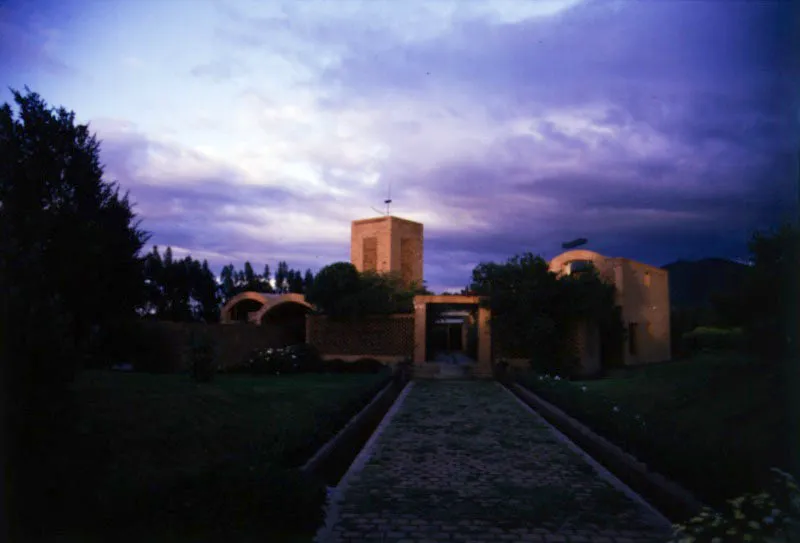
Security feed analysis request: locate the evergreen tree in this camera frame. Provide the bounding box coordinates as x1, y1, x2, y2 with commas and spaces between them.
275, 261, 289, 293
195, 259, 221, 322
244, 261, 255, 288
303, 269, 315, 293
1, 88, 149, 535
261, 264, 274, 293
220, 264, 236, 302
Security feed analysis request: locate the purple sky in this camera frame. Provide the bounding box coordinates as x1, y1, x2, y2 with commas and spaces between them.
2, 0, 798, 293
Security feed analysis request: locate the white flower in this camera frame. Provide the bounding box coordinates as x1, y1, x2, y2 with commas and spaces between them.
581, 386, 587, 392
554, 375, 561, 381
538, 376, 544, 381
612, 406, 620, 412
764, 516, 775, 525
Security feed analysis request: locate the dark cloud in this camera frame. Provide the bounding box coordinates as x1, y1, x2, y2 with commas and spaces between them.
300, 0, 799, 289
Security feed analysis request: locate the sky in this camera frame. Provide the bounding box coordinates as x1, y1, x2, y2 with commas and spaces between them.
2, 0, 798, 293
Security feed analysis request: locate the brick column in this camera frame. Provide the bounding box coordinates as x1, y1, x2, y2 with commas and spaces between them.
477, 305, 492, 371
414, 300, 427, 364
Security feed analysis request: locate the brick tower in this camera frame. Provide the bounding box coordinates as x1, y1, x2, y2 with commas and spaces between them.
350, 216, 424, 287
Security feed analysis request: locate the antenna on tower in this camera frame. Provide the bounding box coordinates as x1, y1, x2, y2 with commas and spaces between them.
384, 180, 392, 216
370, 180, 394, 217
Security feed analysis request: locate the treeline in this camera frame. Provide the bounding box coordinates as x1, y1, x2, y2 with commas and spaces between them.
674, 223, 799, 362
305, 262, 428, 319
467, 253, 625, 376
140, 246, 317, 323
219, 260, 314, 297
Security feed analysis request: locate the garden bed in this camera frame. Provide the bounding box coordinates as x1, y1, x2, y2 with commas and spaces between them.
513, 352, 789, 512
27, 369, 394, 542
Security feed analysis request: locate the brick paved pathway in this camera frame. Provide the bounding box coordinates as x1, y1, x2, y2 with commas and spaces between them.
316, 381, 674, 543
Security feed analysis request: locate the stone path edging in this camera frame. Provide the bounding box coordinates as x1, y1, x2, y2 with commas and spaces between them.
314, 381, 415, 543
499, 382, 673, 530
509, 381, 705, 523
301, 376, 400, 474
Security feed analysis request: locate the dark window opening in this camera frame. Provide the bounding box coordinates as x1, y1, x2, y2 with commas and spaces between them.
629, 322, 638, 356
568, 260, 594, 275
363, 237, 377, 272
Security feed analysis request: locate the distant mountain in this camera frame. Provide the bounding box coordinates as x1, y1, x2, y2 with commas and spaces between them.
661, 258, 750, 309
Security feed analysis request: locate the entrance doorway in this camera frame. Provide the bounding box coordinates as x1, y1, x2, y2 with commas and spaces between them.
413, 295, 492, 372
425, 302, 477, 363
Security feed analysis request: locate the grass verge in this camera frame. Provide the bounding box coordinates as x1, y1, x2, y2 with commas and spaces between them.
515, 352, 788, 509
22, 369, 392, 542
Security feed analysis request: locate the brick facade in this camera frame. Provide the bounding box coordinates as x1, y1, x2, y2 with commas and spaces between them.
306, 314, 415, 357
351, 216, 424, 287
140, 320, 295, 371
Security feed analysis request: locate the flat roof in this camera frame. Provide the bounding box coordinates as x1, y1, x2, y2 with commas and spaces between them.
351, 215, 423, 226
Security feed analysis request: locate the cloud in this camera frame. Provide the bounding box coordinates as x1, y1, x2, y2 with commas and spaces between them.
301, 0, 798, 285
91, 118, 376, 274
189, 57, 248, 82
8, 0, 797, 293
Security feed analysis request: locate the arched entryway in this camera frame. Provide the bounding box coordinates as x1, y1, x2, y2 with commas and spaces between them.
220, 292, 312, 344
259, 300, 310, 344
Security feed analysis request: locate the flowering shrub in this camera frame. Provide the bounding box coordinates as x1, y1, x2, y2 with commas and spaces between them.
670, 468, 800, 542
235, 344, 388, 375
244, 347, 297, 375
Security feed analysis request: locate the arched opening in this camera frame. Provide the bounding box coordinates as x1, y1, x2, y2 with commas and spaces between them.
261, 301, 311, 345
229, 298, 264, 322
220, 292, 272, 324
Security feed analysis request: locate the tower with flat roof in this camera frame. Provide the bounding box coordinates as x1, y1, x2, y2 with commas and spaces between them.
350, 216, 424, 287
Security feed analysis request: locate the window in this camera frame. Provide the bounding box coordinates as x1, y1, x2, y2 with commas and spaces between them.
628, 322, 638, 356
363, 237, 377, 271
567, 260, 594, 275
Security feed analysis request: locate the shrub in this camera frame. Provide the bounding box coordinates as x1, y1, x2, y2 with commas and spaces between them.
321, 358, 347, 373
349, 358, 385, 374
283, 343, 324, 372
236, 344, 328, 375
682, 326, 745, 354
99, 320, 180, 374
188, 330, 217, 383
242, 347, 294, 375
670, 468, 800, 542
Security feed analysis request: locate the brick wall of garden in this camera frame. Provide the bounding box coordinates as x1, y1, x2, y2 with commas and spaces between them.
306, 314, 415, 357
136, 320, 294, 371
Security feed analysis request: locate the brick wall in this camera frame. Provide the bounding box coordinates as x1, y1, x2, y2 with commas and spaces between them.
307, 314, 415, 357
493, 332, 529, 359
139, 320, 294, 371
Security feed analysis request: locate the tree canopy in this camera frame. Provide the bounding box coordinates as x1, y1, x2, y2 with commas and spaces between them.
1, 88, 150, 381
467, 252, 624, 375
306, 262, 428, 319
141, 246, 221, 322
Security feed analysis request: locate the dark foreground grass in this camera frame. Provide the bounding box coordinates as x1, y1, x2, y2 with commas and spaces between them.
516, 352, 789, 509
24, 370, 391, 542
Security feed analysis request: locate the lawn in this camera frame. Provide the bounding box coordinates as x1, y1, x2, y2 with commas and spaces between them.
516, 352, 789, 509
28, 369, 392, 542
